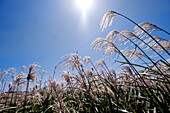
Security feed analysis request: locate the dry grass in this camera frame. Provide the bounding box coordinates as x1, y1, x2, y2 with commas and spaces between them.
0, 10, 169, 113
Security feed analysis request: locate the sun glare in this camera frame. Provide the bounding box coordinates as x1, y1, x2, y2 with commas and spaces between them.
75, 0, 93, 28
76, 0, 92, 11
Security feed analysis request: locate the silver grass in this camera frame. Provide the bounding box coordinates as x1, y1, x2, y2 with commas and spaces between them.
60, 71, 72, 85
140, 37, 153, 47
27, 64, 41, 82
121, 50, 144, 61
8, 72, 25, 92
83, 56, 91, 67
7, 67, 17, 73
134, 22, 158, 39
117, 30, 169, 72
104, 30, 136, 50
134, 22, 170, 37
92, 37, 122, 61
56, 53, 82, 71
118, 31, 134, 45
106, 30, 119, 41
101, 10, 170, 56
134, 22, 170, 55
153, 40, 170, 52
120, 30, 139, 43
48, 79, 60, 92
92, 38, 106, 51
95, 59, 106, 69
145, 40, 170, 55
102, 68, 116, 81
92, 38, 116, 53
30, 64, 41, 68
105, 30, 134, 47
13, 72, 26, 85
24, 63, 41, 108
118, 30, 167, 59
71, 73, 82, 84
84, 69, 93, 78
42, 70, 47, 75
22, 66, 26, 71
0, 71, 8, 78
141, 36, 164, 47
145, 36, 165, 49
100, 10, 117, 31
103, 46, 117, 57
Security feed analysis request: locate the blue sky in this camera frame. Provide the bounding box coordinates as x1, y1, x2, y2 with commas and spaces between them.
0, 0, 170, 82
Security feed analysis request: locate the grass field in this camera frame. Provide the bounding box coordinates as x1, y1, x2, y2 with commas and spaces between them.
0, 10, 169, 113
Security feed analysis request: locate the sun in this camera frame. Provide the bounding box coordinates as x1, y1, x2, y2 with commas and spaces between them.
76, 0, 93, 12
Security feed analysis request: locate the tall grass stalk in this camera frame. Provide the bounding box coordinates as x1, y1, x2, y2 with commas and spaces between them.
120, 30, 169, 65
101, 10, 170, 56
118, 11, 170, 56
119, 33, 169, 82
